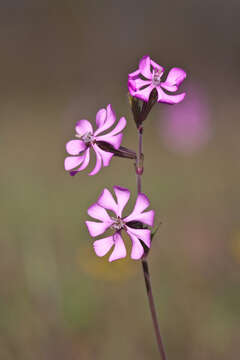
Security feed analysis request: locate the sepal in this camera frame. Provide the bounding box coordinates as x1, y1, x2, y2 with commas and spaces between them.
129, 89, 158, 129
97, 141, 137, 160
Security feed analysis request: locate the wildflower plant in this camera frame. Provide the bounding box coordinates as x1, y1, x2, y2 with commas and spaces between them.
64, 55, 186, 359
64, 104, 127, 176
86, 186, 154, 262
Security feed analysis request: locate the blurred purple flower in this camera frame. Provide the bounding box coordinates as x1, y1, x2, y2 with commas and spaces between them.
64, 105, 126, 176
160, 87, 211, 154
128, 55, 186, 104
86, 186, 155, 262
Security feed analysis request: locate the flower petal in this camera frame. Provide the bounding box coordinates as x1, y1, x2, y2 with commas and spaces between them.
128, 78, 152, 92
113, 186, 130, 217
163, 67, 186, 89
107, 116, 127, 136
87, 203, 113, 223
89, 145, 102, 176
75, 119, 93, 136
94, 104, 116, 136
85, 220, 111, 237
96, 116, 126, 149
128, 68, 141, 79
126, 227, 151, 248
77, 147, 90, 171
124, 193, 154, 225
150, 59, 164, 72
129, 83, 154, 102
95, 108, 107, 128
109, 232, 127, 262
133, 193, 150, 213
66, 140, 86, 155
157, 87, 186, 104
125, 210, 155, 227
64, 155, 84, 171
139, 55, 152, 79
93, 236, 114, 257
97, 133, 123, 149
97, 188, 118, 214
93, 144, 113, 167
128, 232, 144, 260
160, 83, 178, 92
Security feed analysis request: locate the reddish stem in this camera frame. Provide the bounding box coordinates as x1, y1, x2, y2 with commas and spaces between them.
136, 125, 167, 360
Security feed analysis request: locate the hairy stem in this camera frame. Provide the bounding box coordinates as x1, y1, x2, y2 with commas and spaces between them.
136, 125, 167, 360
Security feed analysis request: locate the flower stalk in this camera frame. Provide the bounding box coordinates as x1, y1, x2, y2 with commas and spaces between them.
141, 259, 167, 360
135, 107, 167, 360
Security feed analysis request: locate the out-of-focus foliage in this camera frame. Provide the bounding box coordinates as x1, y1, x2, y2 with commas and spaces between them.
1, 1, 240, 359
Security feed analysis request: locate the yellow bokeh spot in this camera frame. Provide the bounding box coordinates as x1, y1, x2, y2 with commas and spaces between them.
78, 232, 139, 281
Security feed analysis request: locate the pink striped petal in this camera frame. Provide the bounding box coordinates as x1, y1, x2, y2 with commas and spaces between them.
87, 203, 113, 223
75, 119, 93, 136
66, 140, 86, 155
128, 232, 144, 260
93, 236, 114, 257
97, 188, 118, 214
64, 155, 84, 171
95, 108, 107, 128
94, 104, 116, 136
139, 56, 152, 79
157, 87, 186, 104
125, 210, 155, 227
113, 186, 130, 217
109, 232, 127, 262
126, 227, 151, 248
85, 220, 111, 237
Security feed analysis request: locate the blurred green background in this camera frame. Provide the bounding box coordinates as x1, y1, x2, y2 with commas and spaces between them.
1, 1, 240, 359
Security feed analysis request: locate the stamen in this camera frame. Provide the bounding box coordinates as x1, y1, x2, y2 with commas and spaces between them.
76, 131, 95, 145
111, 217, 125, 231
152, 68, 162, 86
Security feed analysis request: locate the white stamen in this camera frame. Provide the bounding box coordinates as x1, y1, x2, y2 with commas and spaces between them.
152, 68, 162, 86
76, 131, 95, 145
111, 217, 125, 231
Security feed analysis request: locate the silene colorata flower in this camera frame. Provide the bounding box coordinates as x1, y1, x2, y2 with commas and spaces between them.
64, 105, 126, 176
128, 55, 186, 104
86, 186, 155, 262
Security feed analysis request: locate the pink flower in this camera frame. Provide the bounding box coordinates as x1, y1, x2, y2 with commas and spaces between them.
86, 186, 155, 262
128, 55, 186, 104
64, 105, 126, 176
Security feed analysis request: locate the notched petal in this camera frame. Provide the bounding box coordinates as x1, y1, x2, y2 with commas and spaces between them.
93, 236, 114, 257
66, 140, 86, 155
109, 232, 127, 262
75, 119, 93, 136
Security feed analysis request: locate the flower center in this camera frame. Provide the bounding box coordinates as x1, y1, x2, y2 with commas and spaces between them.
111, 217, 125, 231
152, 68, 162, 86
76, 131, 95, 145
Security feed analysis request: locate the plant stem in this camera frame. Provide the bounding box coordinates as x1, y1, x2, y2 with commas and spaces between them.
141, 259, 167, 360
136, 126, 167, 360
136, 126, 143, 193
